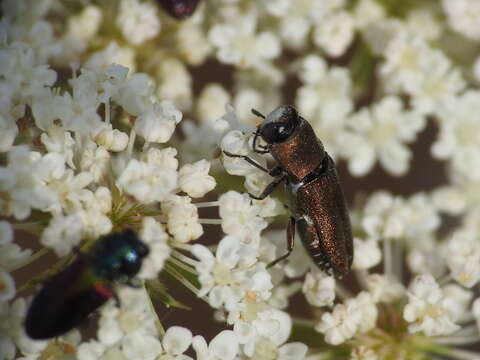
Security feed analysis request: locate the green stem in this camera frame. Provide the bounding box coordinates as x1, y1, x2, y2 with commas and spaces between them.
10, 247, 50, 272
144, 284, 166, 338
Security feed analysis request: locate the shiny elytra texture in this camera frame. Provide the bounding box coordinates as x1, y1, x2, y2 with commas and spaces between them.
295, 155, 353, 278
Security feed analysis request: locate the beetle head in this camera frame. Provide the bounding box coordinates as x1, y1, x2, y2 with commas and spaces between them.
255, 105, 301, 144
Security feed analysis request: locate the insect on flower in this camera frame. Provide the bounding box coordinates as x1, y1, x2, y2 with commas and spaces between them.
25, 229, 149, 339
157, 0, 201, 19
224, 105, 353, 278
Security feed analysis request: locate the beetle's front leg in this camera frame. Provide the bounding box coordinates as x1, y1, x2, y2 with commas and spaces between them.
223, 151, 270, 173
248, 175, 286, 200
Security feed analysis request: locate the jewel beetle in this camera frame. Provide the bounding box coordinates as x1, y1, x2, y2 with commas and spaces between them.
224, 105, 353, 278
157, 0, 201, 19
25, 229, 149, 339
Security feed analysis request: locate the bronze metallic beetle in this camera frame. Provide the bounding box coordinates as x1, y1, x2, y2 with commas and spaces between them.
224, 105, 353, 278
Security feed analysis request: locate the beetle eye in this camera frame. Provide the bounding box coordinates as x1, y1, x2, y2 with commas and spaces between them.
260, 119, 297, 144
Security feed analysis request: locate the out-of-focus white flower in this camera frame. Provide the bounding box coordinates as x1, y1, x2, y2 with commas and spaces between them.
0, 270, 15, 302
40, 212, 84, 257
361, 191, 439, 247
0, 221, 31, 271
341, 97, 425, 176
474, 56, 480, 83
139, 217, 170, 279
134, 101, 182, 144
117, 0, 160, 45
313, 11, 355, 57
403, 274, 460, 336
432, 91, 480, 181
365, 274, 404, 303
97, 287, 158, 347
162, 196, 203, 243
0, 146, 58, 219
296, 55, 352, 158
443, 229, 480, 288
442, 283, 473, 323
176, 22, 212, 66
209, 14, 280, 69
442, 0, 480, 41
265, 0, 343, 50
350, 346, 379, 360
178, 159, 216, 198
302, 270, 335, 307
354, 0, 385, 29
156, 58, 192, 111
192, 330, 238, 360
196, 84, 231, 123
6, 298, 48, 358
85, 42, 136, 72
352, 238, 381, 270
406, 8, 441, 41
66, 5, 102, 42
0, 114, 17, 152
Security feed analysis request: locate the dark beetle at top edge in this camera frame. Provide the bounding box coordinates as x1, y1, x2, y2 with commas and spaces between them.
157, 0, 201, 19
224, 105, 353, 278
25, 229, 149, 340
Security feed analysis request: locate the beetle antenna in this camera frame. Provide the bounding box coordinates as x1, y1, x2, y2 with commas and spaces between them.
251, 108, 265, 119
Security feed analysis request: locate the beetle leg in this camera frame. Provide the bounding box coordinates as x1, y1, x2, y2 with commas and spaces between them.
248, 175, 286, 200
267, 217, 295, 268
223, 151, 270, 173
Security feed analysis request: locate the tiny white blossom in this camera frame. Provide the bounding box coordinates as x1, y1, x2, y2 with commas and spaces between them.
365, 274, 404, 303
315, 300, 360, 345
134, 101, 182, 144
40, 213, 84, 257
209, 14, 280, 69
160, 326, 193, 359
313, 11, 355, 57
196, 84, 231, 123
178, 159, 216, 198
443, 229, 480, 288
442, 0, 480, 41
192, 330, 238, 360
116, 158, 178, 204
0, 270, 15, 302
117, 0, 160, 45
352, 238, 381, 270
66, 5, 102, 42
302, 270, 336, 307
162, 196, 203, 243
95, 125, 129, 152
139, 217, 170, 279
156, 58, 192, 111
218, 191, 268, 243
341, 97, 425, 176
403, 274, 460, 336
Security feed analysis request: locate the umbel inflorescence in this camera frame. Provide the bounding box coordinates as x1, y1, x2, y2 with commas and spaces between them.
1, 0, 480, 359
